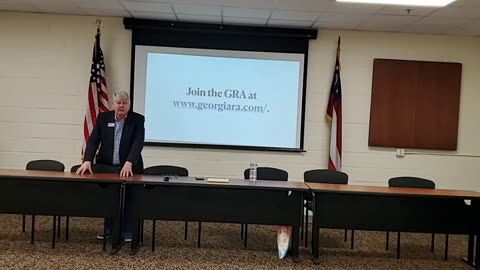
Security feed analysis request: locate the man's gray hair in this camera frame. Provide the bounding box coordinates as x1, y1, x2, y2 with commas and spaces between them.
112, 91, 130, 102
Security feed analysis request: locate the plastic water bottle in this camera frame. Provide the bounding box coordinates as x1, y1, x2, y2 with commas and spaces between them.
249, 161, 257, 182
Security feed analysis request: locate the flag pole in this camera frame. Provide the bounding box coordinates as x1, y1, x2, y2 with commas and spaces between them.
337, 36, 341, 70
95, 19, 101, 61
96, 18, 102, 34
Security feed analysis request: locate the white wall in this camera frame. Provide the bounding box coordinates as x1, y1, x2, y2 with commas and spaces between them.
1, 12, 479, 190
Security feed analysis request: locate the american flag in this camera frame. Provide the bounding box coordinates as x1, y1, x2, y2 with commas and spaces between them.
82, 29, 109, 155
326, 37, 342, 171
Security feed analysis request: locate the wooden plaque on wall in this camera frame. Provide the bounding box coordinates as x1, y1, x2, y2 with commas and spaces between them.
368, 59, 462, 150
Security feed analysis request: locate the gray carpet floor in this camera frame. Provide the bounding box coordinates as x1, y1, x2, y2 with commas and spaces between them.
0, 215, 473, 269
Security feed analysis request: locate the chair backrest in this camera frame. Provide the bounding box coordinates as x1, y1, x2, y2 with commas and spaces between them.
70, 165, 81, 173
388, 177, 435, 189
143, 165, 189, 176
26, 160, 65, 172
243, 167, 288, 181
304, 169, 348, 184
70, 164, 120, 174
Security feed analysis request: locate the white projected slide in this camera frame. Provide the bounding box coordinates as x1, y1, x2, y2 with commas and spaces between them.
133, 46, 304, 149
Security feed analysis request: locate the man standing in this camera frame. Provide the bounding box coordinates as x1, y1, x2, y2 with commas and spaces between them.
76, 91, 145, 176
76, 91, 145, 241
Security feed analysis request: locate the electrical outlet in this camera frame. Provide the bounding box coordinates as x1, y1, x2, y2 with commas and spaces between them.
396, 148, 405, 157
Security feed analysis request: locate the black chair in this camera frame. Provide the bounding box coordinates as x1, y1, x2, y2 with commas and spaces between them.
142, 165, 192, 251
241, 167, 288, 247
303, 170, 353, 248
25, 160, 65, 248
386, 177, 448, 259
70, 165, 81, 173
26, 160, 64, 171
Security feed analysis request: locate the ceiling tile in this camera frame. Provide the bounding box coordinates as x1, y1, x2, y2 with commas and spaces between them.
400, 27, 447, 34
221, 0, 276, 9
34, 8, 87, 15
443, 27, 480, 36
83, 8, 130, 17
314, 21, 359, 29
449, 0, 480, 7
327, 2, 385, 14
315, 12, 370, 24
130, 11, 177, 20
274, 0, 330, 12
413, 16, 469, 26
32, 0, 79, 9
222, 7, 270, 18
125, 0, 169, 1
72, 0, 125, 10
456, 19, 480, 31
355, 14, 421, 32
267, 19, 312, 27
169, 0, 276, 9
403, 16, 470, 34
430, 6, 480, 19
173, 4, 221, 16
357, 24, 404, 32
359, 14, 420, 26
223, 16, 267, 25
379, 5, 438, 16
121, 1, 172, 13
271, 10, 320, 21
0, 0, 38, 12
401, 25, 452, 34
176, 14, 221, 23
32, 8, 86, 15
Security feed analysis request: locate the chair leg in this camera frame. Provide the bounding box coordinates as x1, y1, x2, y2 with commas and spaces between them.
444, 234, 449, 261
103, 222, 107, 251
431, 233, 435, 252
140, 220, 144, 245
344, 229, 348, 242
184, 221, 188, 240
386, 231, 390, 250
244, 224, 248, 248
52, 216, 56, 248
57, 216, 61, 238
350, 230, 355, 250
31, 215, 35, 244
300, 207, 304, 241
65, 216, 69, 241
305, 211, 309, 247
197, 222, 202, 248
152, 220, 156, 252
22, 215, 26, 232
240, 224, 244, 239
397, 232, 401, 259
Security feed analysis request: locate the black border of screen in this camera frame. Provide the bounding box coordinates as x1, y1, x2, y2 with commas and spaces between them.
124, 18, 317, 153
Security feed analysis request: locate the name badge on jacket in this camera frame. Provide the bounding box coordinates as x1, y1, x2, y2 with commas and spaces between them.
108, 123, 115, 128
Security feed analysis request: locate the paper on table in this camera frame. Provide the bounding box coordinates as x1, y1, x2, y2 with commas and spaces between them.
207, 178, 230, 183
